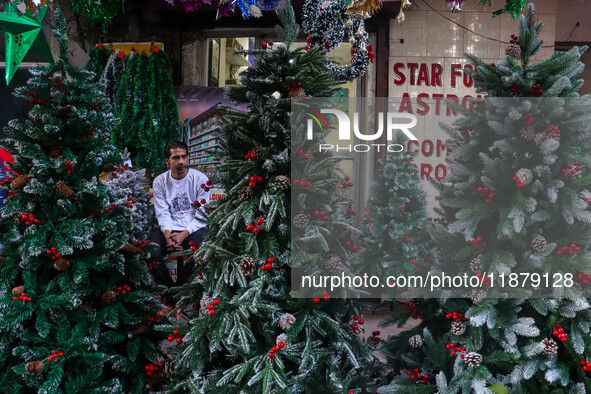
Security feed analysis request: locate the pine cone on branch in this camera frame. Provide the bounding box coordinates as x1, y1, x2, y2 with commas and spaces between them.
101, 290, 117, 305
12, 286, 25, 296
103, 164, 117, 173
53, 258, 71, 271
408, 334, 423, 348
11, 174, 29, 190
238, 257, 256, 276
238, 186, 254, 202
542, 338, 558, 355
278, 313, 296, 330
251, 146, 263, 158
293, 214, 309, 229
451, 321, 466, 335
469, 257, 483, 273
88, 206, 99, 219
531, 235, 547, 252
274, 175, 290, 191
57, 105, 75, 121
49, 142, 63, 158
25, 361, 45, 373
199, 295, 214, 316
520, 126, 535, 141
325, 256, 344, 273
471, 289, 487, 305
120, 244, 144, 255
506, 43, 521, 58
128, 325, 149, 338
464, 352, 482, 367
56, 180, 75, 199
276, 333, 289, 348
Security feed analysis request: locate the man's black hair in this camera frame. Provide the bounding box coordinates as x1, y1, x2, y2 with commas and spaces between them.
164, 140, 189, 159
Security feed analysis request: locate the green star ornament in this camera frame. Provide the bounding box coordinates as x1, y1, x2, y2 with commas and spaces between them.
0, 4, 53, 85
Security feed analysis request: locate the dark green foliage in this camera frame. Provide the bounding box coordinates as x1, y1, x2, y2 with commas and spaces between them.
0, 11, 163, 392
85, 46, 111, 83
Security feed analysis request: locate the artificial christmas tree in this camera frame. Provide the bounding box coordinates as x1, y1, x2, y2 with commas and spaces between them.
0, 11, 164, 392
163, 2, 380, 392
379, 4, 591, 392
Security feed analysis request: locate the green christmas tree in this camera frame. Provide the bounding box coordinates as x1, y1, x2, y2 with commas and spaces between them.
85, 44, 111, 83
357, 137, 431, 279
0, 11, 164, 392
379, 4, 591, 392
112, 48, 180, 171
163, 3, 380, 392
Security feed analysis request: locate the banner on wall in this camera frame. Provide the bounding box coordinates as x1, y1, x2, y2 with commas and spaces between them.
175, 86, 247, 200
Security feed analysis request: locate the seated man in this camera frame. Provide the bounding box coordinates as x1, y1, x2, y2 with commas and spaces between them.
149, 140, 209, 304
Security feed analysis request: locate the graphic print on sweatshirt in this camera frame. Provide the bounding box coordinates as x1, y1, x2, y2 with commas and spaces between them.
171, 191, 192, 213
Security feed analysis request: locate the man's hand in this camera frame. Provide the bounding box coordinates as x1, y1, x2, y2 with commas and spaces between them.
164, 230, 178, 251
169, 230, 190, 249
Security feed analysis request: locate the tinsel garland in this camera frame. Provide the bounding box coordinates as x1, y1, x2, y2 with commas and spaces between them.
85, 44, 111, 83
168, 0, 278, 18
302, 0, 371, 81
68, 0, 123, 30
99, 50, 127, 104
478, 0, 528, 17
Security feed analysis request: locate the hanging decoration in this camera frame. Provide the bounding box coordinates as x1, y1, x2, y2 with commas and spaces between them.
68, 0, 124, 30
345, 0, 383, 18
0, 4, 53, 85
478, 0, 528, 18
395, 0, 412, 25
302, 0, 371, 81
166, 0, 279, 19
446, 0, 465, 12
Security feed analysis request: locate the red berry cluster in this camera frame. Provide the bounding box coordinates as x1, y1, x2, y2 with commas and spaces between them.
122, 197, 136, 209
582, 193, 591, 207
147, 261, 158, 270
193, 198, 207, 208
513, 175, 526, 188
552, 323, 568, 342
47, 350, 64, 362
21, 213, 40, 226
13, 291, 32, 302
46, 247, 61, 260
446, 311, 469, 323
261, 257, 274, 271
446, 342, 467, 357
189, 240, 199, 251
147, 312, 165, 326
345, 241, 360, 253
343, 176, 353, 188
167, 329, 184, 344
313, 290, 331, 303
541, 125, 560, 142
304, 36, 314, 51
115, 285, 131, 296
268, 341, 285, 358
25, 92, 46, 105
530, 83, 543, 96
132, 239, 149, 249
248, 175, 264, 189
405, 301, 424, 319
345, 207, 357, 218
313, 209, 328, 221
261, 41, 274, 49
509, 34, 520, 46
404, 237, 413, 243
0, 176, 15, 186
96, 43, 104, 49
145, 360, 163, 376
418, 253, 433, 263
555, 243, 581, 256
397, 205, 405, 211
581, 359, 591, 372
296, 149, 310, 161
409, 259, 417, 265
245, 149, 260, 161
406, 368, 428, 382
77, 130, 96, 139
562, 162, 583, 179
577, 273, 591, 285
427, 217, 446, 227
285, 82, 301, 93
523, 112, 535, 126
293, 179, 311, 187
475, 272, 492, 287
200, 180, 213, 192
85, 105, 101, 110
246, 222, 262, 234
469, 236, 487, 247
477, 186, 494, 203
509, 83, 521, 96
207, 298, 220, 316
368, 330, 381, 346
351, 315, 365, 333
108, 163, 130, 177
